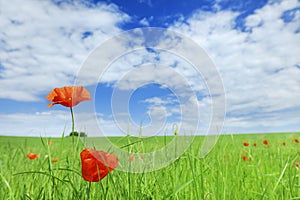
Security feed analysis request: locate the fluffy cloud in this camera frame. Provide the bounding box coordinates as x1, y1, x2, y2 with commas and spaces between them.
170, 0, 300, 133
0, 0, 129, 101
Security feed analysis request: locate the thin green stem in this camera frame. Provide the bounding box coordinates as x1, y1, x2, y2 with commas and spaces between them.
70, 107, 75, 147
70, 106, 76, 183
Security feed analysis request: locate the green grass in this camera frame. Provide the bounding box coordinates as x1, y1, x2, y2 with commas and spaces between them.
0, 132, 300, 199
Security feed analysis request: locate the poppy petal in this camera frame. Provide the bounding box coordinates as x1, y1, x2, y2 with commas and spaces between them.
46, 86, 91, 108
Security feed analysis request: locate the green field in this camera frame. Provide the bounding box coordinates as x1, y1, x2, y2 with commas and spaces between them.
0, 133, 300, 199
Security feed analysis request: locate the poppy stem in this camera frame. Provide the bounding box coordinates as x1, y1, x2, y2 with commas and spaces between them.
70, 106, 76, 182
70, 107, 75, 146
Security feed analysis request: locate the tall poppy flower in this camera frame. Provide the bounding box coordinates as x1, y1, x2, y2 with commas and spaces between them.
46, 86, 91, 108
27, 153, 39, 160
80, 148, 118, 182
294, 138, 299, 143
47, 86, 91, 148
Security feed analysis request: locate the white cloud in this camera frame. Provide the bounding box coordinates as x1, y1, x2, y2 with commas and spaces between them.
245, 14, 263, 28
0, 0, 129, 101
142, 96, 178, 106
140, 18, 150, 26
95, 47, 211, 97
169, 0, 300, 133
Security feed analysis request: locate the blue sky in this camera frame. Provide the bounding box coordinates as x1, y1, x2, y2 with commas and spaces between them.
0, 0, 300, 137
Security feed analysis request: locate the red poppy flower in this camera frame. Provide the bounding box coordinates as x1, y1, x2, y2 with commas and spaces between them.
27, 153, 39, 160
263, 140, 269, 146
253, 143, 257, 147
48, 141, 52, 146
243, 142, 249, 147
46, 86, 91, 108
52, 158, 58, 162
294, 138, 299, 143
282, 141, 286, 146
80, 148, 118, 182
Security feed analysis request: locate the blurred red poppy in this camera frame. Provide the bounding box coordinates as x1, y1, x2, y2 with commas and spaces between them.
52, 158, 58, 162
80, 148, 118, 182
241, 156, 251, 161
282, 141, 286, 146
27, 153, 39, 160
48, 141, 52, 146
263, 140, 269, 146
46, 86, 91, 108
243, 142, 249, 147
294, 138, 299, 143
253, 143, 257, 147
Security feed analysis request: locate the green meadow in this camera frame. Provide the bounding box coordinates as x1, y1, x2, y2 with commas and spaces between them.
0, 132, 300, 199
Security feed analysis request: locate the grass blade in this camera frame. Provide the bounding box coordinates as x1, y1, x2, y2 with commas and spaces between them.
273, 161, 289, 192
165, 179, 194, 198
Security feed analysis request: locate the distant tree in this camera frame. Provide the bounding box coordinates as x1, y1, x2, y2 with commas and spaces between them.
69, 131, 78, 137
69, 131, 87, 137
